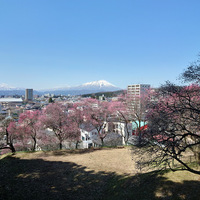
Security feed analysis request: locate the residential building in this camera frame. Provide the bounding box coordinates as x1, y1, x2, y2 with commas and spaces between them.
127, 84, 150, 97
127, 84, 150, 110
25, 89, 33, 101
0, 104, 7, 115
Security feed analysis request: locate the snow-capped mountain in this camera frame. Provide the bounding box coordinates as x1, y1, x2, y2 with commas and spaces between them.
0, 80, 121, 96
40, 80, 121, 95
0, 83, 25, 96
80, 80, 115, 88
0, 83, 24, 91
72, 80, 118, 90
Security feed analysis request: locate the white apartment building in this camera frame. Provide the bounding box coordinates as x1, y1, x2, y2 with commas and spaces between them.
127, 84, 150, 110
127, 84, 150, 97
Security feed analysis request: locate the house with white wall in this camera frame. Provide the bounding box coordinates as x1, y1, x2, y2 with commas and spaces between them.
80, 123, 100, 148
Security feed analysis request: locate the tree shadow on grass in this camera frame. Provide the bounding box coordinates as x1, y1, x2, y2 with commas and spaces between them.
104, 170, 200, 200
0, 156, 200, 200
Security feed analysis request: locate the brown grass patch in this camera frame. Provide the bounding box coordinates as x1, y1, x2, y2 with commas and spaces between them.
1, 147, 200, 200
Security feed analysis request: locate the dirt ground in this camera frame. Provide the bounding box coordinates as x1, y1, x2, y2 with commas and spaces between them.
14, 147, 137, 175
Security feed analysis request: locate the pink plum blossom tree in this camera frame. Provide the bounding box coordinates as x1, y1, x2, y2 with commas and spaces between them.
18, 110, 42, 151
41, 103, 80, 150
83, 98, 113, 146
68, 103, 84, 148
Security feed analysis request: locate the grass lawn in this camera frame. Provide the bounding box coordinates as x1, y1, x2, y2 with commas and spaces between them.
0, 148, 200, 200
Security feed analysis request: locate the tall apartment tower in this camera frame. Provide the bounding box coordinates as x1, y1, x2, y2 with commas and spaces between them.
25, 89, 33, 101
127, 84, 150, 110
127, 84, 150, 97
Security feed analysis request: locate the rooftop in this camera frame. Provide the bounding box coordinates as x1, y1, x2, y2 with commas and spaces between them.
0, 98, 23, 103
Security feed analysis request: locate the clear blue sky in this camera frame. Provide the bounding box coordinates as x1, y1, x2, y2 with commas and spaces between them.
0, 0, 200, 90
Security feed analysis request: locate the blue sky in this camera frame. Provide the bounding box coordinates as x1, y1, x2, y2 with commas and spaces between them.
0, 0, 200, 90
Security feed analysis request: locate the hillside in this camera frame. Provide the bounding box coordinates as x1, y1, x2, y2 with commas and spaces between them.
0, 148, 199, 200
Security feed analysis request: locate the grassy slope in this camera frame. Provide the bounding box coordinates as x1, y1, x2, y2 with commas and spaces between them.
0, 149, 200, 200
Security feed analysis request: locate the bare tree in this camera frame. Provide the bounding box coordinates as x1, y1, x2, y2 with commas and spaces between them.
181, 54, 200, 83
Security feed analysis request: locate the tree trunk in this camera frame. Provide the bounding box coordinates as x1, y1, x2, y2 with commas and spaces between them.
6, 129, 9, 145
122, 136, 125, 145
59, 142, 62, 150
138, 130, 142, 146
101, 138, 104, 147
125, 122, 130, 144
32, 137, 37, 151
75, 141, 79, 149
57, 133, 63, 150
9, 142, 16, 154
1, 143, 16, 154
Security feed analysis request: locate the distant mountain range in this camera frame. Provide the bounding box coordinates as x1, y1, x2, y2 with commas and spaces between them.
0, 80, 121, 96
0, 83, 25, 96
0, 83, 24, 91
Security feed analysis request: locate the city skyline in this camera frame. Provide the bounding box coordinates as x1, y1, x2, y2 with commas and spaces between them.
1, 0, 200, 90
